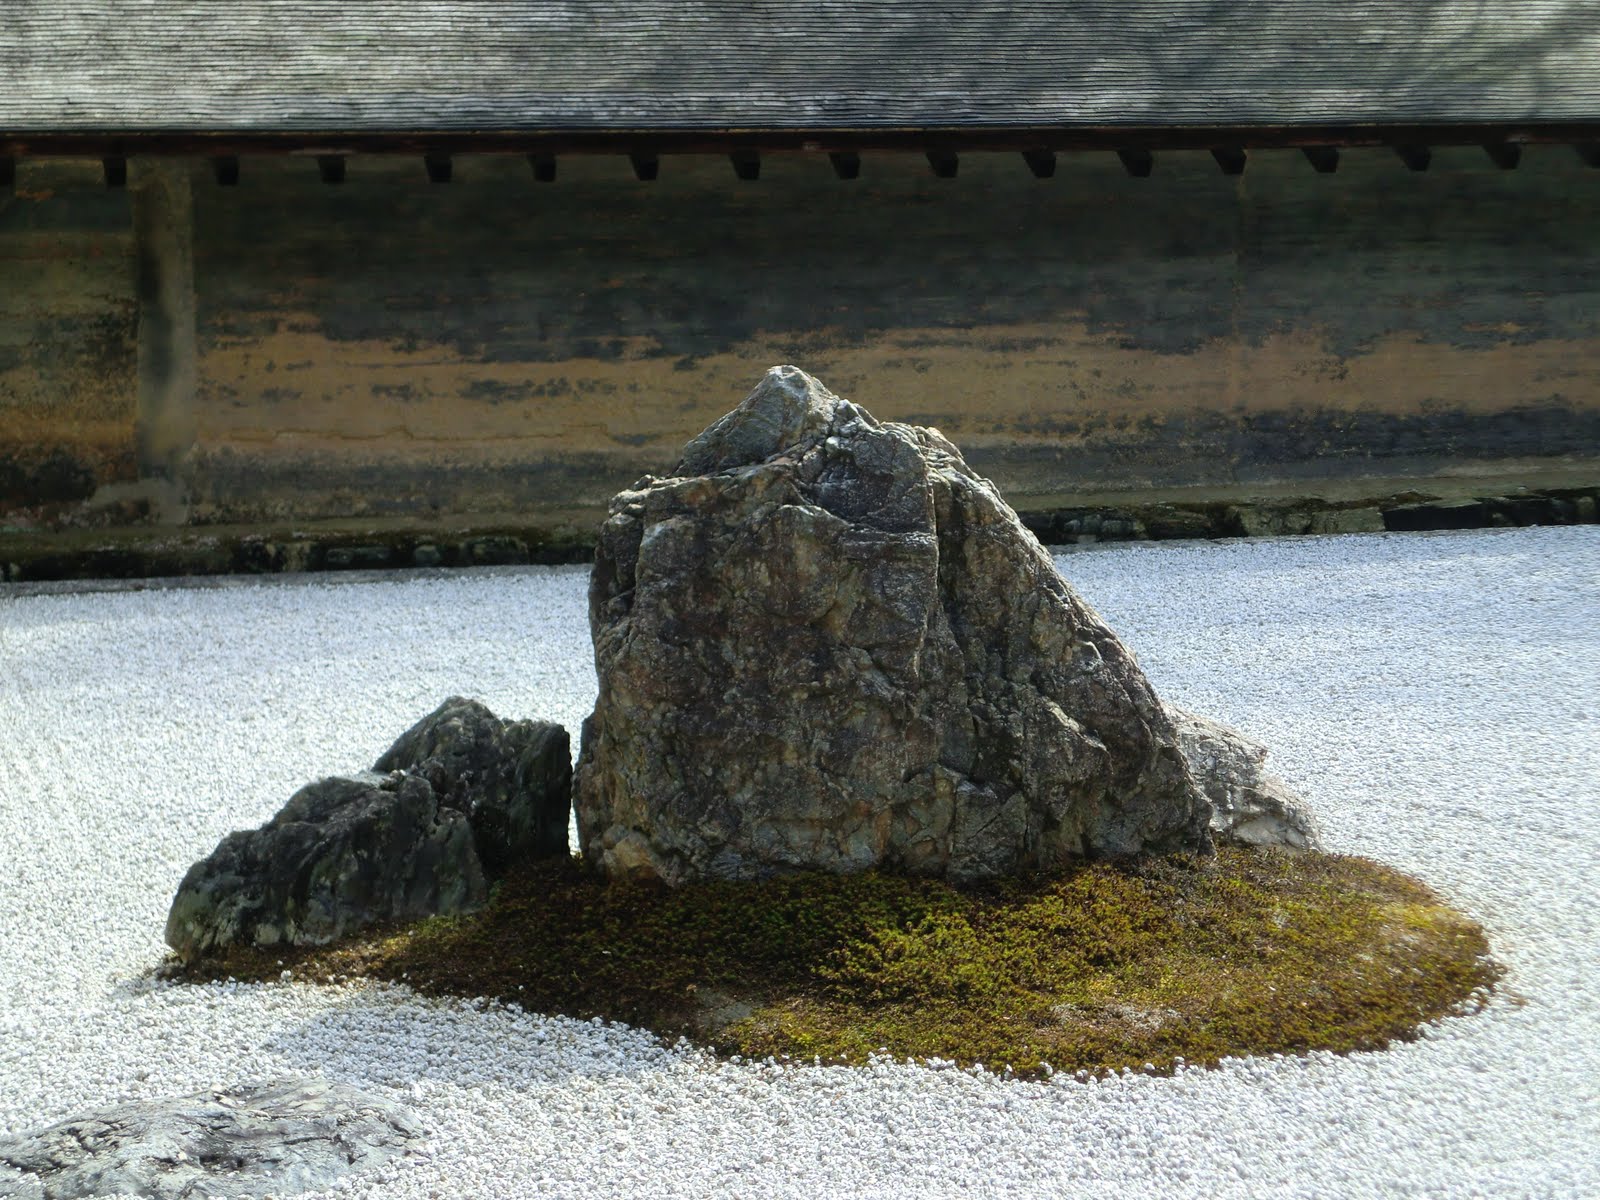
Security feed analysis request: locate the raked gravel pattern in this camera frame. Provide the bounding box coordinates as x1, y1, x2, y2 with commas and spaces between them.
1, 527, 1597, 1199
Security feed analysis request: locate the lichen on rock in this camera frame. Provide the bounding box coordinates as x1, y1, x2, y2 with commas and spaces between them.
166, 697, 571, 962
0, 1079, 424, 1200
574, 366, 1221, 884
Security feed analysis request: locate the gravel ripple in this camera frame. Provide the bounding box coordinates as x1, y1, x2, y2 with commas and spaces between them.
1, 529, 1596, 1198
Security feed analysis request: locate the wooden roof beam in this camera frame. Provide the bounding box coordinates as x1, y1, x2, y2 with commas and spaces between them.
730, 149, 760, 180
1301, 146, 1339, 173
102, 156, 126, 187
529, 153, 556, 182
1117, 147, 1153, 177
211, 155, 240, 185
1210, 147, 1247, 175
829, 151, 860, 179
1395, 145, 1432, 171
1022, 149, 1056, 178
629, 152, 659, 181
316, 154, 345, 184
424, 152, 452, 183
1482, 142, 1521, 169
926, 149, 958, 178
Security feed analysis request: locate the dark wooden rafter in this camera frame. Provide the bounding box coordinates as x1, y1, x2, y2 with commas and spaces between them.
1210, 146, 1247, 175
1482, 141, 1521, 169
0, 155, 13, 188
1301, 146, 1339, 173
5, 122, 1600, 159
1395, 144, 1432, 171
423, 152, 452, 182
3, 125, 1598, 191
1116, 147, 1153, 177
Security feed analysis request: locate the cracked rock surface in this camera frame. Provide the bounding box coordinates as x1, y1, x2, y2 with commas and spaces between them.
166, 698, 572, 962
575, 366, 1216, 883
1169, 706, 1323, 851
375, 696, 572, 873
165, 771, 486, 963
0, 1078, 424, 1199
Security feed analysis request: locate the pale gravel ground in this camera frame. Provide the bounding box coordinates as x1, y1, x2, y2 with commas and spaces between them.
1, 527, 1597, 1199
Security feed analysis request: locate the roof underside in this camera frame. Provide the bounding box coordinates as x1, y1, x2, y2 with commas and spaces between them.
4, 1, 1599, 135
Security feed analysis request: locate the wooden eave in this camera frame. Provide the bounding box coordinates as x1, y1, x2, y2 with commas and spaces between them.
5, 122, 1600, 158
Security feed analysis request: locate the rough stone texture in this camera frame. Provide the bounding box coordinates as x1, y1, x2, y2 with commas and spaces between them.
574, 366, 1214, 884
1169, 707, 1323, 852
0, 1079, 423, 1200
374, 696, 572, 873
165, 772, 485, 962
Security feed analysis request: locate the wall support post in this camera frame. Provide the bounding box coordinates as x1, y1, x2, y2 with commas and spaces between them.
131, 159, 197, 522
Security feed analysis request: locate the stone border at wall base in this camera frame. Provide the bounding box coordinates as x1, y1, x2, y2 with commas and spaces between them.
2, 484, 1596, 584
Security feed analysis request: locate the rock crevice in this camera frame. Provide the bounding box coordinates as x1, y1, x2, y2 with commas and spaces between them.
576, 366, 1234, 884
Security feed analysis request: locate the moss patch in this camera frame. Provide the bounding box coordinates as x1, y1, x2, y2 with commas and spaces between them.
175, 847, 1499, 1079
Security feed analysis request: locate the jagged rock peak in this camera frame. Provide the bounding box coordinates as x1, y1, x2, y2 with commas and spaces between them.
575, 367, 1219, 885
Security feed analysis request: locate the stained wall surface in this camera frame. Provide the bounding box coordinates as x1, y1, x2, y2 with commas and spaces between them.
4, 147, 1599, 536
0, 162, 137, 523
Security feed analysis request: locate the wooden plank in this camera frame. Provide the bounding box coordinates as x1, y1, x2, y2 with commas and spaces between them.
1022, 149, 1055, 178
1301, 146, 1339, 173
1395, 145, 1432, 171
6, 123, 1600, 158
1117, 148, 1153, 177
1210, 147, 1247, 175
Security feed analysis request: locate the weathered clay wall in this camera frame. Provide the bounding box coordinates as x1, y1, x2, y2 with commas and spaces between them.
0, 161, 138, 522
4, 146, 1599, 556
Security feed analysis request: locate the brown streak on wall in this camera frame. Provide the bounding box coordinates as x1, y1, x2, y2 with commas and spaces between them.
0, 160, 138, 518
4, 146, 1599, 539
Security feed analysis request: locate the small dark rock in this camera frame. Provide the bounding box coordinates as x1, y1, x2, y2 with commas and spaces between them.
1142, 505, 1225, 540
0, 1079, 424, 1200
1503, 495, 1559, 526
165, 772, 485, 962
166, 697, 571, 961
320, 543, 394, 570
462, 536, 529, 566
374, 696, 572, 872
1383, 499, 1488, 532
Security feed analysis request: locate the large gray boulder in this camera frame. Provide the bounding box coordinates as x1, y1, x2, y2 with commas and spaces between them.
574, 366, 1215, 883
1168, 707, 1323, 851
0, 1079, 423, 1199
374, 696, 572, 873
166, 772, 486, 962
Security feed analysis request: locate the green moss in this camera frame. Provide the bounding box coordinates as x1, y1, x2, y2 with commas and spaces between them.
176, 847, 1500, 1079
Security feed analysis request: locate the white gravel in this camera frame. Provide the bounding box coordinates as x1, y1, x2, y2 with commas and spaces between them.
2, 527, 1597, 1199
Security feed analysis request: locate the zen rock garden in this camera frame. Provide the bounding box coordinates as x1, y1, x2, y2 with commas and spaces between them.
2, 368, 1495, 1200
170, 364, 1320, 963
